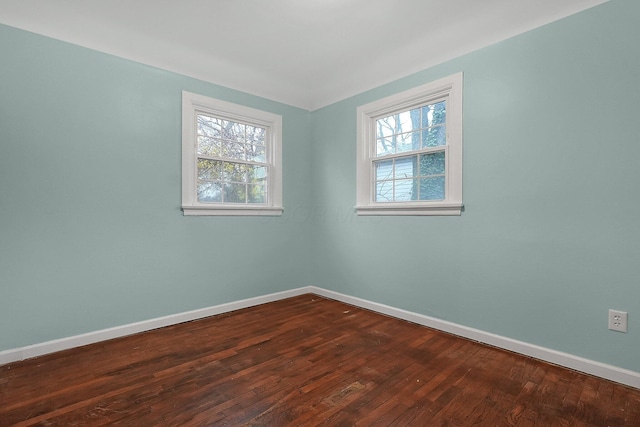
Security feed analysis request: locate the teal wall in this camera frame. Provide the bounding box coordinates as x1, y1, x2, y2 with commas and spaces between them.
1, 0, 639, 373
0, 24, 312, 350
311, 0, 640, 372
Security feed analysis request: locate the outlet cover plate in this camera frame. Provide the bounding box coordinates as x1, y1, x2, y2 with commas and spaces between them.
608, 309, 628, 333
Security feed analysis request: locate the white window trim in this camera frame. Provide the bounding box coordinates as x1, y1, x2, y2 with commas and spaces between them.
181, 91, 283, 216
355, 72, 463, 216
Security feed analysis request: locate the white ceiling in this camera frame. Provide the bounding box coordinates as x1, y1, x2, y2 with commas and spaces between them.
0, 0, 609, 110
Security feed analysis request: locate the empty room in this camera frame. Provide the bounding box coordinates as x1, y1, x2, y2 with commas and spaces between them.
1, 0, 640, 425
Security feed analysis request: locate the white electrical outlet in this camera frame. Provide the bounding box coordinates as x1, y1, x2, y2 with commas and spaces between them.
608, 309, 628, 333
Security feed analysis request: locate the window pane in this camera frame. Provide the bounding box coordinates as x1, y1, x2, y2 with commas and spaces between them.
422, 101, 446, 128
197, 115, 222, 138
376, 137, 394, 156
248, 165, 268, 183
419, 152, 445, 176
216, 119, 232, 140
397, 109, 421, 133
246, 126, 265, 145
420, 177, 445, 200
394, 179, 416, 201
248, 184, 266, 203
394, 156, 417, 179
376, 115, 395, 139
247, 145, 265, 162
217, 119, 243, 141
197, 181, 222, 203
375, 159, 393, 181
224, 183, 246, 203
197, 136, 222, 156
375, 180, 393, 202
197, 159, 222, 180
221, 142, 246, 160
223, 162, 248, 182
410, 108, 422, 132
422, 125, 446, 148
397, 131, 420, 153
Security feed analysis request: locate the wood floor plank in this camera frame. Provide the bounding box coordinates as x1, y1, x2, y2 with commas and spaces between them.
1, 294, 639, 426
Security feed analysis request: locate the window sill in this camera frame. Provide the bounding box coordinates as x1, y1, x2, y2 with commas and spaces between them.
182, 205, 284, 216
355, 202, 463, 216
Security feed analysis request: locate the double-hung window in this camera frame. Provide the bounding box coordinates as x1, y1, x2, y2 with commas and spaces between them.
181, 91, 283, 216
356, 73, 463, 216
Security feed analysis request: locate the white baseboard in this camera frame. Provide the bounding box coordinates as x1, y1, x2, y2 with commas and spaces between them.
308, 286, 640, 389
1, 285, 638, 389
0, 287, 311, 367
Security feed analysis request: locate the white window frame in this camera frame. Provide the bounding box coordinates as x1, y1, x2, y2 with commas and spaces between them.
355, 72, 463, 216
181, 91, 283, 216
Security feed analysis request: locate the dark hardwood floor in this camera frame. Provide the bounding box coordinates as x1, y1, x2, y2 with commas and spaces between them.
1, 294, 639, 426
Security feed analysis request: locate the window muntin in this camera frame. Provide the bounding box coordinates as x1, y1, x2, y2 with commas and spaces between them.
182, 91, 283, 216
356, 73, 463, 216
